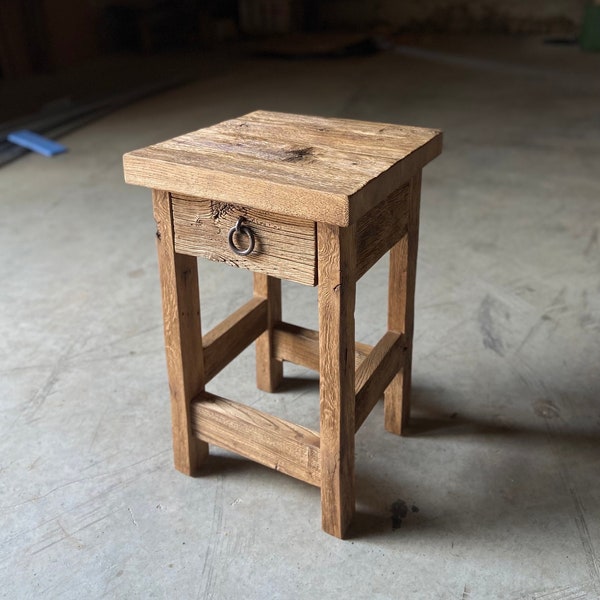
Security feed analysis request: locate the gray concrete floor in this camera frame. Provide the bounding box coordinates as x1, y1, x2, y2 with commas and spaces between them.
1, 36, 599, 599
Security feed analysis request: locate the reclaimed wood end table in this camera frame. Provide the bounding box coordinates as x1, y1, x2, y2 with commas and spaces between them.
123, 110, 442, 538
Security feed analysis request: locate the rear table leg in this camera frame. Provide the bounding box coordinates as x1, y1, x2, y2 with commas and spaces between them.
254, 273, 283, 393
384, 173, 421, 435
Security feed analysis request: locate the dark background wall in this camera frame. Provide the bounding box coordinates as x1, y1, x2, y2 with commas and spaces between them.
321, 0, 586, 33
0, 0, 587, 80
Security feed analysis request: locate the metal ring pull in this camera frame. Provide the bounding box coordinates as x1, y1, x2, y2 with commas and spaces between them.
227, 216, 255, 256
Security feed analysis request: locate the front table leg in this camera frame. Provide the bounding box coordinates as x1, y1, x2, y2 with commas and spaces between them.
317, 223, 357, 538
153, 190, 208, 475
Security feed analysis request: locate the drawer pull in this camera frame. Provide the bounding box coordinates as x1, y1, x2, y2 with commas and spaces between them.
228, 217, 256, 256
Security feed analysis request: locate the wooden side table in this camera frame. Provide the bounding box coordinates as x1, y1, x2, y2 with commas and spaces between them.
123, 110, 442, 538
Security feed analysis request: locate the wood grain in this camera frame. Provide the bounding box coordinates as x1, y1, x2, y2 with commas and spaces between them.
191, 392, 321, 487
355, 332, 406, 431
355, 182, 410, 280
202, 296, 267, 383
127, 112, 436, 538
384, 173, 422, 435
254, 273, 283, 392
123, 110, 442, 226
153, 189, 208, 475
171, 195, 316, 286
272, 322, 404, 431
272, 321, 371, 372
317, 222, 356, 538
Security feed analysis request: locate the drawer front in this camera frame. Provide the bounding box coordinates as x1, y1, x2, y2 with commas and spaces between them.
171, 194, 317, 286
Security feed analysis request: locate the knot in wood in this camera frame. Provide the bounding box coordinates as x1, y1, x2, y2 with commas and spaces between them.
283, 147, 314, 162
210, 201, 238, 221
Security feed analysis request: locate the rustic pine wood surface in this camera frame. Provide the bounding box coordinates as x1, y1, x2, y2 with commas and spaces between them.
123, 110, 441, 226
317, 222, 357, 538
355, 181, 410, 280
272, 322, 373, 373
384, 173, 422, 435
172, 194, 317, 286
202, 296, 267, 383
192, 392, 321, 487
129, 111, 436, 538
355, 332, 406, 432
253, 274, 284, 392
153, 190, 208, 475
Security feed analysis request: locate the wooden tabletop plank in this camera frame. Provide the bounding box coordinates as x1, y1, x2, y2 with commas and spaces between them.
124, 151, 351, 224
164, 131, 392, 180
158, 137, 371, 193
211, 118, 435, 157
129, 143, 360, 195
243, 110, 439, 144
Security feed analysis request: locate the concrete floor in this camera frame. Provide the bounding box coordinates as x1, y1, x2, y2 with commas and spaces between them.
1, 36, 599, 599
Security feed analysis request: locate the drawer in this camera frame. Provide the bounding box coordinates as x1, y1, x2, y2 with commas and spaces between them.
171, 194, 317, 286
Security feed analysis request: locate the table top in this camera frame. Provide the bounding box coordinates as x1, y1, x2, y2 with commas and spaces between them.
123, 110, 442, 226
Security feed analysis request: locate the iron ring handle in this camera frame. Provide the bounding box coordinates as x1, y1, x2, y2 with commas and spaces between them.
228, 216, 255, 256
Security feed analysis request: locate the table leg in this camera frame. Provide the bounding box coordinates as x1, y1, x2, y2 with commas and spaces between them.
153, 190, 208, 475
317, 222, 356, 538
254, 273, 283, 392
384, 172, 421, 435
